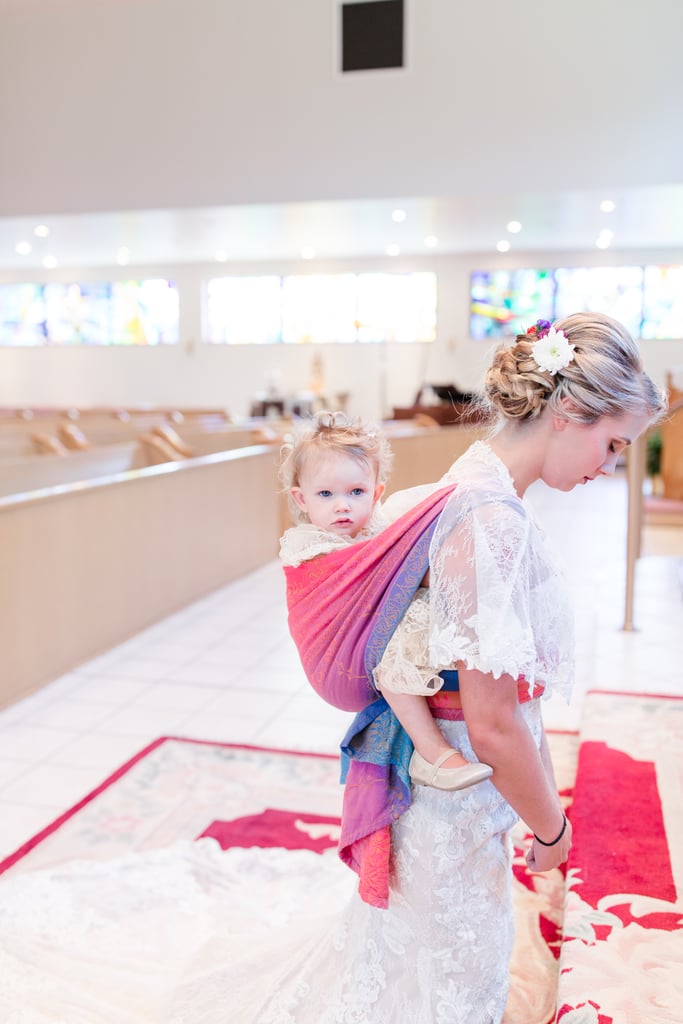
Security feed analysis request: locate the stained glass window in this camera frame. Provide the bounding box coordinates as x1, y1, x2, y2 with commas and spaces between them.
0, 280, 179, 346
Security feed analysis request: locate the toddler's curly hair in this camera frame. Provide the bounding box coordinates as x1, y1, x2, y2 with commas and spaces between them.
278, 411, 393, 524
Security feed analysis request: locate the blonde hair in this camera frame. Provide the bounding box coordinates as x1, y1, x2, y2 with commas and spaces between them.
278, 411, 393, 524
484, 312, 667, 424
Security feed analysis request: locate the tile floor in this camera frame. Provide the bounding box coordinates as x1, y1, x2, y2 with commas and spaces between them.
1, 472, 681, 862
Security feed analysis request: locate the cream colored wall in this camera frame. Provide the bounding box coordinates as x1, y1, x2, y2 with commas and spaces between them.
0, 249, 680, 422
383, 424, 486, 496
0, 445, 281, 710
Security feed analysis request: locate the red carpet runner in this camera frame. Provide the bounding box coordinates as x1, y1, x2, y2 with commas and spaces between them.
556, 691, 683, 1024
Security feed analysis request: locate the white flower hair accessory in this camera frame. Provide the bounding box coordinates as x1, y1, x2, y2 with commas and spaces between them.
526, 320, 575, 375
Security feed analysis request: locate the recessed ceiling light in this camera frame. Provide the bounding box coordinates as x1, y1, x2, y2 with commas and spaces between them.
506, 220, 522, 233
15, 242, 32, 255
496, 240, 511, 253
43, 255, 57, 269
424, 235, 439, 248
215, 250, 228, 262
117, 247, 130, 266
596, 231, 612, 249
386, 244, 401, 256
600, 199, 616, 213
391, 209, 406, 223
301, 246, 316, 260
34, 225, 49, 238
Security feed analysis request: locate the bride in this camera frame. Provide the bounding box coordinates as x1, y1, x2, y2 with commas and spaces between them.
0, 312, 662, 1023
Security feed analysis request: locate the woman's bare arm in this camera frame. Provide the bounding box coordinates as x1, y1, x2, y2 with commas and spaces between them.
458, 665, 572, 871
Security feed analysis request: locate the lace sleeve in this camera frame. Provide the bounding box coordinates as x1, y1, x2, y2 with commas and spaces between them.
428, 488, 538, 683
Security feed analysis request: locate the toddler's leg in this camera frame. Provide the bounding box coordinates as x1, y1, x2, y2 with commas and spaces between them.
383, 690, 493, 792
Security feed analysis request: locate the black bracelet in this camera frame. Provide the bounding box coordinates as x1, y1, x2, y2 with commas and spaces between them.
533, 814, 567, 847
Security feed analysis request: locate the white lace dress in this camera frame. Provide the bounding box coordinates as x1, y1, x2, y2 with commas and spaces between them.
0, 442, 574, 1024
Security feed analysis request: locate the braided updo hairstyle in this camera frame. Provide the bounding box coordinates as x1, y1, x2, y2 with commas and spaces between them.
484, 311, 666, 425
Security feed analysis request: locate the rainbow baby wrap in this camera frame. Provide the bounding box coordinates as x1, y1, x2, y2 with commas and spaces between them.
284, 485, 455, 908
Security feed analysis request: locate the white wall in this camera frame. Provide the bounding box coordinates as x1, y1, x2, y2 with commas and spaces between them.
1, 0, 682, 217
0, 248, 680, 420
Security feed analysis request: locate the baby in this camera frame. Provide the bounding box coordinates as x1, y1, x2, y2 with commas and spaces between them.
278, 412, 492, 791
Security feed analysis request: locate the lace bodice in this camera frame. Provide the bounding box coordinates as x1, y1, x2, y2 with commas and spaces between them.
425, 441, 574, 701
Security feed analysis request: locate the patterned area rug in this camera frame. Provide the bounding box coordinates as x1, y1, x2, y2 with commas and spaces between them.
0, 732, 578, 1024
556, 692, 683, 1024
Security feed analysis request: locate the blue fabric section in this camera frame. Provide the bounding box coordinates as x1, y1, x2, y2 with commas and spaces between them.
339, 697, 414, 793
439, 669, 460, 691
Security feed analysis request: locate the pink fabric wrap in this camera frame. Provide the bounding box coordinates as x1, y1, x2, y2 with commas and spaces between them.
284, 485, 456, 713
284, 485, 456, 908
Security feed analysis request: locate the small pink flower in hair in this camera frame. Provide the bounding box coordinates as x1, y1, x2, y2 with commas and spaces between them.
531, 326, 575, 375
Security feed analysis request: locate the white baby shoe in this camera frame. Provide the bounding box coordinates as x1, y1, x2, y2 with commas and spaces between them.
409, 749, 493, 791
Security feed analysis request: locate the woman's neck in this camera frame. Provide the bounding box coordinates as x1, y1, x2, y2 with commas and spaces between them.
486, 421, 548, 497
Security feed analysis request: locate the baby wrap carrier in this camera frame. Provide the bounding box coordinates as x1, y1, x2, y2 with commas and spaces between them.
284, 485, 456, 907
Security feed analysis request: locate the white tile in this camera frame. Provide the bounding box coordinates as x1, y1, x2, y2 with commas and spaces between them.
0, 725, 79, 762
187, 645, 262, 670
0, 688, 61, 721
35, 672, 85, 700
46, 733, 147, 772
96, 656, 182, 682
177, 711, 265, 745
0, 758, 31, 788
0, 762, 103, 808
96, 704, 192, 739
276, 691, 354, 731
200, 689, 292, 719
258, 671, 308, 695
24, 698, 121, 732
62, 675, 154, 704
130, 681, 219, 712
255, 718, 346, 756
259, 644, 310, 673
0, 801, 65, 862
161, 623, 234, 648
121, 640, 199, 665
165, 663, 243, 687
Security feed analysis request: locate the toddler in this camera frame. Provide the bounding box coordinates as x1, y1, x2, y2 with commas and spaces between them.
278, 411, 493, 791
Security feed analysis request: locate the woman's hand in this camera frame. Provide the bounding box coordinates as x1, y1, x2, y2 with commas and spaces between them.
525, 816, 573, 872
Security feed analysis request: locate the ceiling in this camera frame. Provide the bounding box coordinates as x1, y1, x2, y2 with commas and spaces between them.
1, 184, 682, 273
